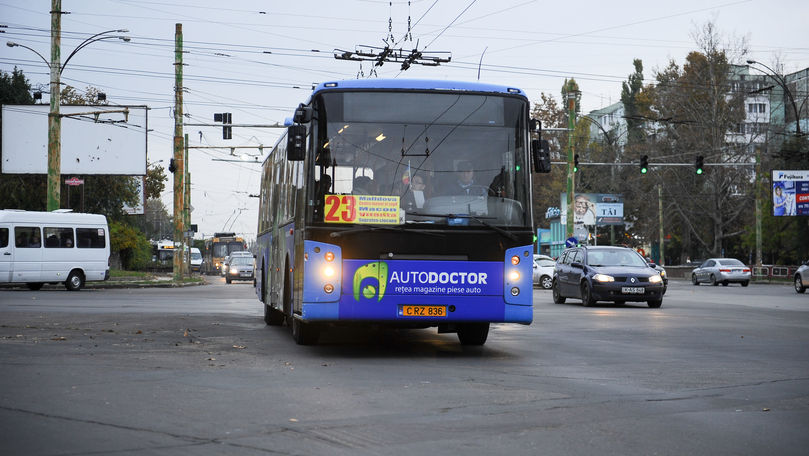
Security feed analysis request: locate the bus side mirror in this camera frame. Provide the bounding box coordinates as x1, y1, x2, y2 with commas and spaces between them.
293, 103, 312, 123
287, 125, 307, 161
532, 139, 551, 173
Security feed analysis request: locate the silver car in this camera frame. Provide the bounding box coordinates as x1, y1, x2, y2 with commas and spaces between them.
533, 255, 556, 289
226, 256, 255, 284
691, 258, 751, 287
795, 262, 809, 294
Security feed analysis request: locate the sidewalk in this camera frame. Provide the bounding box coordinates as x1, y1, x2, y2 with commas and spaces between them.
0, 273, 208, 290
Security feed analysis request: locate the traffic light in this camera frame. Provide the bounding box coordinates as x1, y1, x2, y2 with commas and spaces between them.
215, 112, 232, 140
695, 155, 704, 175
574, 154, 580, 173
640, 155, 649, 174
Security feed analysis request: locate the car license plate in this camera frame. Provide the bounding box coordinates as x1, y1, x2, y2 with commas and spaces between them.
400, 305, 446, 317
621, 287, 645, 294
240, 272, 250, 277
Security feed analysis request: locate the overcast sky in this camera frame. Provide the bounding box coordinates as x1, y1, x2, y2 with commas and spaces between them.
2, 0, 807, 239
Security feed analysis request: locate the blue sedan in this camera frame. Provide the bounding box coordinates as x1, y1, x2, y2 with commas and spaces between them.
552, 246, 665, 308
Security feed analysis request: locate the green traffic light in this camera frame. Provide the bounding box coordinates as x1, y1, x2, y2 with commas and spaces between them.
696, 168, 703, 175
641, 167, 647, 174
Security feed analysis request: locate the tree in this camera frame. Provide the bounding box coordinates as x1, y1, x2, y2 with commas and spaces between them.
531, 93, 567, 225
643, 22, 752, 259
621, 59, 646, 146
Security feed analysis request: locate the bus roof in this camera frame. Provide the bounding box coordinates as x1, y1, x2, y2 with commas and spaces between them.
311, 79, 526, 98
0, 209, 107, 225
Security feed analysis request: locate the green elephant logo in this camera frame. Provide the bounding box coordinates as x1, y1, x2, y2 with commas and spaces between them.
353, 262, 388, 302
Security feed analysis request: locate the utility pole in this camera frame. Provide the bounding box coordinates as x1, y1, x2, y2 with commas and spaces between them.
566, 91, 577, 239
658, 184, 664, 266
185, 133, 191, 276
172, 23, 185, 281
47, 0, 62, 211
755, 145, 762, 268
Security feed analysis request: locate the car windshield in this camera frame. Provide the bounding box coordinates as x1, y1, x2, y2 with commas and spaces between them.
191, 252, 202, 260
586, 249, 647, 267
718, 259, 744, 266
232, 257, 253, 266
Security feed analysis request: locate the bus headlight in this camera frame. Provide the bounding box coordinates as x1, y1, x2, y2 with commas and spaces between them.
509, 270, 520, 281
323, 265, 335, 277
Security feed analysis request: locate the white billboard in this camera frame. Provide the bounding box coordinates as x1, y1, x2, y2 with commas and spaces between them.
1, 104, 148, 175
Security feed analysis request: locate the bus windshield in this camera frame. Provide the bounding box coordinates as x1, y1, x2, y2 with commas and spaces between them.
212, 241, 245, 257
310, 91, 530, 227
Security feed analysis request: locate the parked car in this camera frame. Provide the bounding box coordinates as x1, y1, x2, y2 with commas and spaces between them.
691, 258, 751, 287
795, 262, 808, 294
226, 255, 255, 283
648, 262, 668, 295
533, 255, 556, 289
552, 246, 665, 308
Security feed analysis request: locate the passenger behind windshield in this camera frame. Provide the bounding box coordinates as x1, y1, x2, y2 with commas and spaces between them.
401, 174, 429, 211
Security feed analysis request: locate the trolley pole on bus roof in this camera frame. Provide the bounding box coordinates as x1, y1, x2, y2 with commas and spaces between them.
172, 23, 185, 281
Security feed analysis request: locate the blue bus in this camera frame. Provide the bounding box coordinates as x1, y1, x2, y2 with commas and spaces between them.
255, 79, 550, 345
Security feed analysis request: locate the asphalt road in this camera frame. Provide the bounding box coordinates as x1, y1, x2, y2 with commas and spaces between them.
1, 278, 807, 455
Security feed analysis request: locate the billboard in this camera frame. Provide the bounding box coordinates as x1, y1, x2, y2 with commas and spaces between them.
772, 170, 809, 216
560, 193, 624, 226
1, 104, 148, 175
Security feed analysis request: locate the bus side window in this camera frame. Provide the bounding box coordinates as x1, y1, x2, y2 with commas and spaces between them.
44, 227, 75, 248
15, 227, 40, 248
76, 228, 105, 248
0, 228, 8, 248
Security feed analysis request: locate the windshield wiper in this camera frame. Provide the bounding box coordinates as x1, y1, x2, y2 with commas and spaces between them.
329, 224, 443, 238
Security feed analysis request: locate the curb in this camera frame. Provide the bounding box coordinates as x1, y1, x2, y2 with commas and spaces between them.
1, 277, 208, 291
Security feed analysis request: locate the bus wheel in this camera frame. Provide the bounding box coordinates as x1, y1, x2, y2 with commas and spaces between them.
264, 304, 285, 326
292, 318, 319, 345
65, 270, 84, 291
26, 282, 44, 291
457, 323, 489, 346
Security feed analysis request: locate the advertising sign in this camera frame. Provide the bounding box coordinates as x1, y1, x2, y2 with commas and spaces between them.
560, 193, 624, 226
772, 170, 809, 216
324, 194, 400, 224
2, 105, 148, 175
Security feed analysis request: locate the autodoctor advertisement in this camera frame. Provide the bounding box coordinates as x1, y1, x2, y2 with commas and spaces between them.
344, 260, 502, 300
772, 170, 809, 216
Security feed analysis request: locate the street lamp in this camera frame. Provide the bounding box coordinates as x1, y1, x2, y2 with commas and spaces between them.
6, 26, 129, 211
746, 59, 803, 137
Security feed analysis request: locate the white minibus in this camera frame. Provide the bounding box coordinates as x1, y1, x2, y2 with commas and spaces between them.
0, 210, 110, 291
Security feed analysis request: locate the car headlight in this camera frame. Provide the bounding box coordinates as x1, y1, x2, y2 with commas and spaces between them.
593, 273, 614, 283
230, 268, 238, 274
649, 274, 663, 284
